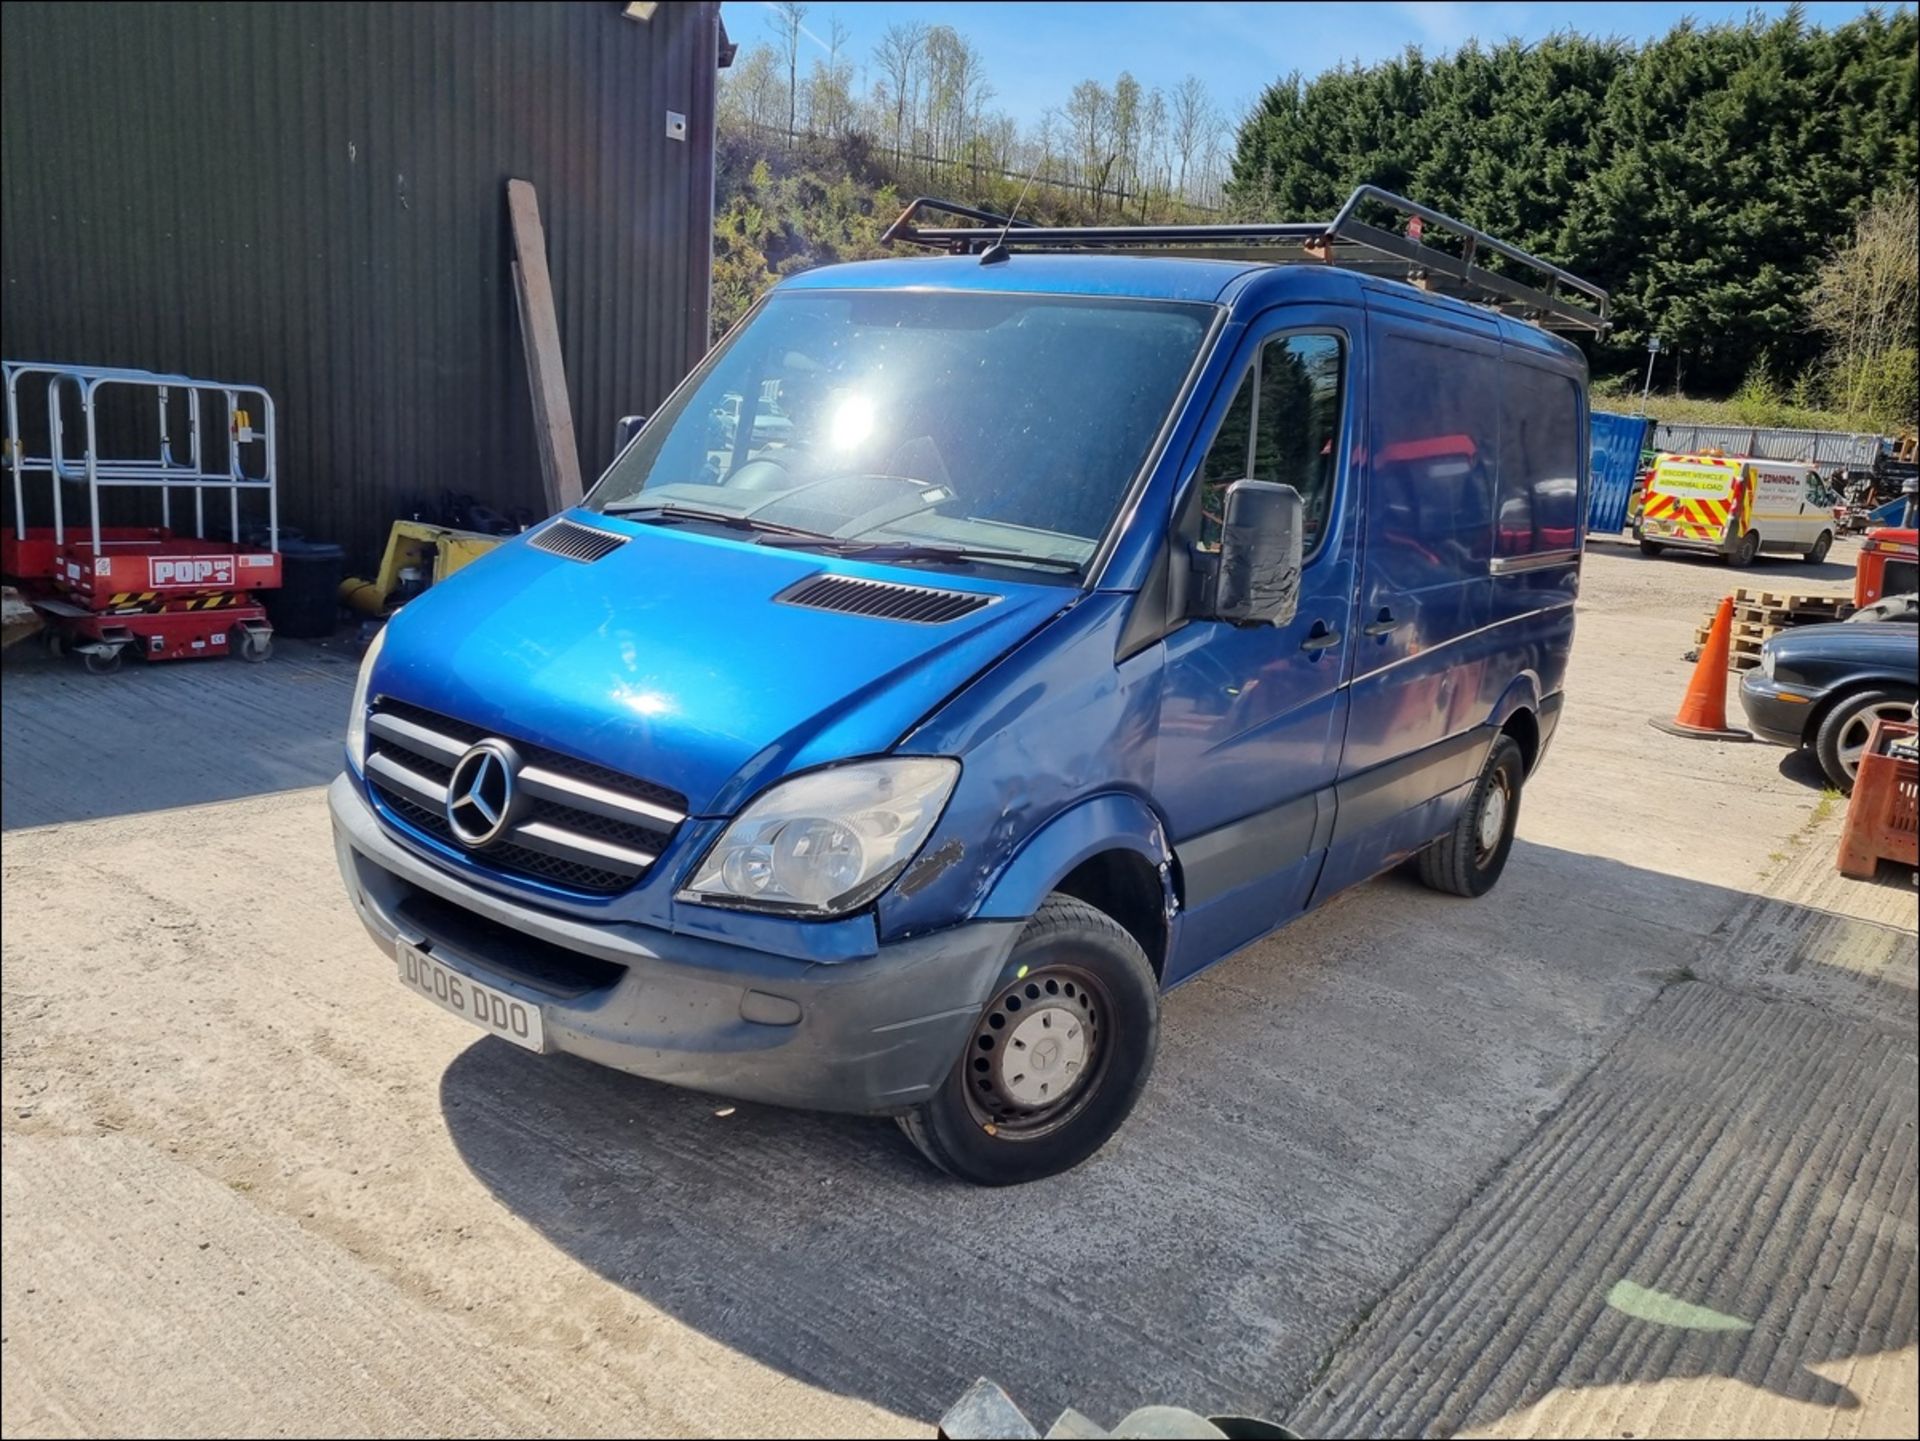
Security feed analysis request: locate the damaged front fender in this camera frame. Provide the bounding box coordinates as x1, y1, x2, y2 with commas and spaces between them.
970, 792, 1177, 925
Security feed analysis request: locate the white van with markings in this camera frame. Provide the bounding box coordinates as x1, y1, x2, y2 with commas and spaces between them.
1635, 453, 1836, 566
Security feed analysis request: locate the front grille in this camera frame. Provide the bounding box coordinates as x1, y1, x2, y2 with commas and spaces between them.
779, 573, 994, 624
529, 518, 629, 563
365, 698, 686, 896
394, 884, 626, 997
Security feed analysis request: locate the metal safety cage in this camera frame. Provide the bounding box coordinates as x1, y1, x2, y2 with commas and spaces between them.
4, 360, 277, 558
880, 184, 1610, 334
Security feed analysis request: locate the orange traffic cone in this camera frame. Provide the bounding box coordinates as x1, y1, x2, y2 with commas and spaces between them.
1650, 595, 1752, 741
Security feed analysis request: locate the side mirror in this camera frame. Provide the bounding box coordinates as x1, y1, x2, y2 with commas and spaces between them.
614, 414, 647, 452
1212, 479, 1304, 627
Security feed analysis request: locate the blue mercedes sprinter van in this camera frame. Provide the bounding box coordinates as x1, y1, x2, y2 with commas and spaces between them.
332, 189, 1605, 1184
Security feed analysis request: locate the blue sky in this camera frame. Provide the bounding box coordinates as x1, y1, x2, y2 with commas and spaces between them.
726, 1, 1897, 126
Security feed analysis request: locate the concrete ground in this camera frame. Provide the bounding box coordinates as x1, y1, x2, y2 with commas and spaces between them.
2, 541, 1913, 1439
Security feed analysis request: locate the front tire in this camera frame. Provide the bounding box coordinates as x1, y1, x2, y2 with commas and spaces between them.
1814, 688, 1917, 791
1805, 530, 1833, 564
898, 894, 1158, 1186
1416, 735, 1524, 898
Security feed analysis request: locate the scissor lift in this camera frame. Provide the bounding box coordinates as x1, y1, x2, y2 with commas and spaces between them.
1, 360, 283, 672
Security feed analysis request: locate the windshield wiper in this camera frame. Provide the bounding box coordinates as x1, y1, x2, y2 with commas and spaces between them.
758, 535, 1083, 574
602, 501, 828, 539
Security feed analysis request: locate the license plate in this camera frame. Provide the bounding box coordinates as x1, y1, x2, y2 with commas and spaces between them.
397, 940, 545, 1052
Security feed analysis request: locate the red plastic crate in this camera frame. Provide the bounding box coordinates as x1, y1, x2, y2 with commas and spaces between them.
1838, 718, 1920, 879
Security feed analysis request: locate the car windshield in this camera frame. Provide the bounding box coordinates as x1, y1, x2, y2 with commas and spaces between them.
585, 290, 1215, 575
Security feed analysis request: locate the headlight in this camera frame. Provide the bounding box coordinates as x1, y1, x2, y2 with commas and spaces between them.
680, 758, 959, 916
1761, 646, 1776, 680
344, 625, 388, 770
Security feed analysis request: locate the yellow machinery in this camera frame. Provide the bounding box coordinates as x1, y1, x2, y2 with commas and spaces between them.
340, 519, 509, 616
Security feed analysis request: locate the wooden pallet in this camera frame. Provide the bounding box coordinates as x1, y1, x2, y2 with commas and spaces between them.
1731, 586, 1853, 618
1692, 586, 1856, 671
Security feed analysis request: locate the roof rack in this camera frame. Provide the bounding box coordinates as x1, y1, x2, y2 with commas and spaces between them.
879, 184, 1610, 334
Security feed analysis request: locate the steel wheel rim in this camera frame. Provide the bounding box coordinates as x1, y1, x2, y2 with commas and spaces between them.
1476, 769, 1512, 864
963, 963, 1110, 1139
1838, 703, 1913, 778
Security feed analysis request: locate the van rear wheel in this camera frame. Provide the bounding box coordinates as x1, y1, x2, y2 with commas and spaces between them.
897, 894, 1158, 1186
1726, 530, 1761, 567
1638, 537, 1664, 557
1416, 735, 1524, 898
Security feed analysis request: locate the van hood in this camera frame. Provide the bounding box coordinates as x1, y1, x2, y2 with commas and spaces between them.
371, 514, 1073, 815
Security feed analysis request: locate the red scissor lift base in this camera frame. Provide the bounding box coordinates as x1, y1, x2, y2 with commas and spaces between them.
2, 527, 280, 670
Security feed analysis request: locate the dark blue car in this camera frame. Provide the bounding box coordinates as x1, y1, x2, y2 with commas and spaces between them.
1739, 608, 1920, 790
332, 191, 1603, 1183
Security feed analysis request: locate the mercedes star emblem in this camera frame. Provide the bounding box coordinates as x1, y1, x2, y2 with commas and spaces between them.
445, 740, 518, 848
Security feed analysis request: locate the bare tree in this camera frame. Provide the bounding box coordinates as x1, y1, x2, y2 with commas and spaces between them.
874, 21, 928, 166
1141, 86, 1168, 217
804, 16, 853, 136
921, 26, 964, 170
1808, 190, 1920, 427
1171, 74, 1209, 199
954, 38, 994, 182
716, 24, 1256, 223
768, 1, 809, 145
983, 111, 1020, 173
1112, 72, 1142, 207
719, 43, 785, 136
1066, 79, 1113, 214
1026, 107, 1062, 188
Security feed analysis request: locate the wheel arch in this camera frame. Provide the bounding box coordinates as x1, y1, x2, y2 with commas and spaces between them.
1804, 674, 1920, 745
974, 792, 1175, 980
1488, 674, 1544, 774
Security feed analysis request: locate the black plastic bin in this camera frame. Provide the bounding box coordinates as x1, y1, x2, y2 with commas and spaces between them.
263, 539, 345, 638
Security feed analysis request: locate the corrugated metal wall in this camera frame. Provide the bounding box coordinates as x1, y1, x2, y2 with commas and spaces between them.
1651, 423, 1883, 470
0, 0, 718, 563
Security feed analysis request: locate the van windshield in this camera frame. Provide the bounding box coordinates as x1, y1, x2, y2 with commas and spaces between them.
586, 291, 1215, 576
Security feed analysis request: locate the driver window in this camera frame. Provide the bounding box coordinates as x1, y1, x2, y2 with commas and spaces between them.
1195, 373, 1254, 548
1194, 333, 1345, 552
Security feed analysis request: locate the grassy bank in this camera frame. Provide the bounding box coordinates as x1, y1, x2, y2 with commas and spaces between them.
1591, 377, 1890, 435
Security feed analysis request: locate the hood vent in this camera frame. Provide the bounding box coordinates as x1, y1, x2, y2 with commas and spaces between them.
531, 518, 629, 563
779, 573, 995, 624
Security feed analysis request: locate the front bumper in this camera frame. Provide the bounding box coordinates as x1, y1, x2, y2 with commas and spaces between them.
329, 773, 1018, 1115
1737, 670, 1818, 748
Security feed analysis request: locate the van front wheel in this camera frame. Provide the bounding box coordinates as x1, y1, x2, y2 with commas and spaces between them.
1416, 735, 1524, 898
897, 894, 1158, 1186
1805, 530, 1833, 564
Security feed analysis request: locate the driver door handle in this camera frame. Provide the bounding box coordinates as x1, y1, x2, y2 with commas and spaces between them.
1300, 620, 1342, 652
1364, 608, 1403, 637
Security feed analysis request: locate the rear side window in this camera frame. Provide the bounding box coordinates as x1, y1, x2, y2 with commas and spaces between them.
1497, 368, 1582, 556
1371, 335, 1498, 584
1195, 333, 1344, 552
